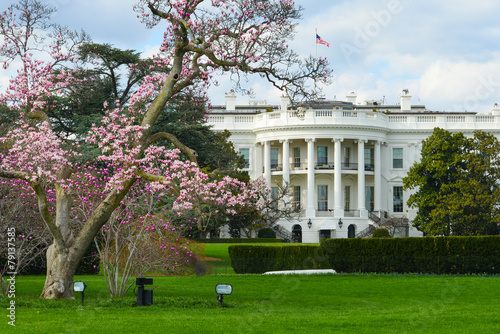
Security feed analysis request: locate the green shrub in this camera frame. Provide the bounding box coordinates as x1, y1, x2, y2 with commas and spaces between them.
228, 245, 330, 273
320, 236, 500, 274
372, 228, 390, 238
257, 228, 276, 238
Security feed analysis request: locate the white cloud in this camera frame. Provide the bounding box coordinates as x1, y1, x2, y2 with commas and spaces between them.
419, 59, 500, 112
2, 0, 500, 114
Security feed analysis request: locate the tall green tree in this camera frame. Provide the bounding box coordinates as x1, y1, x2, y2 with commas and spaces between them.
404, 128, 500, 236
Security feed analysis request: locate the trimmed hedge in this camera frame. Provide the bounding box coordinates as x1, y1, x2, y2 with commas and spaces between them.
372, 228, 390, 238
257, 228, 276, 239
321, 236, 500, 274
228, 245, 330, 274
192, 238, 283, 244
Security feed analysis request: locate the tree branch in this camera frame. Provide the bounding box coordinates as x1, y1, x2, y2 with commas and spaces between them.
0, 169, 30, 181
134, 169, 180, 197
30, 182, 66, 250
26, 110, 50, 123
147, 131, 198, 163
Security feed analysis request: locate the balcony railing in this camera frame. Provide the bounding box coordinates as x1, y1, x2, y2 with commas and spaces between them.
271, 164, 282, 172
316, 209, 334, 217
264, 162, 375, 172
344, 210, 360, 217
290, 162, 307, 170
315, 161, 334, 170
341, 162, 358, 170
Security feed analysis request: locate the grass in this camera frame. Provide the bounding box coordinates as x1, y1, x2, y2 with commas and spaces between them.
2, 273, 499, 333
1, 244, 499, 333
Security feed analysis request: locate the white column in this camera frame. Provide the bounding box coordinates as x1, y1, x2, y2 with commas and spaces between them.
306, 138, 315, 216
374, 140, 382, 211
281, 139, 290, 203
254, 142, 263, 180
334, 138, 343, 216
264, 141, 271, 189
357, 139, 367, 217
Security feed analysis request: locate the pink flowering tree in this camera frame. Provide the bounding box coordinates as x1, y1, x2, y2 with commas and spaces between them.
0, 0, 331, 299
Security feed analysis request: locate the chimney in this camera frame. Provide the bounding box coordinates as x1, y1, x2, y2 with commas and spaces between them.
346, 91, 357, 104
491, 103, 500, 115
400, 89, 411, 112
280, 94, 290, 111
225, 91, 236, 111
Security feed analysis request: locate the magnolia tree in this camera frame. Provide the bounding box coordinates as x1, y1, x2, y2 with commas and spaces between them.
0, 0, 331, 299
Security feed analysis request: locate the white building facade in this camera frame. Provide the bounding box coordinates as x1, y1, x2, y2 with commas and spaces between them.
208, 90, 500, 243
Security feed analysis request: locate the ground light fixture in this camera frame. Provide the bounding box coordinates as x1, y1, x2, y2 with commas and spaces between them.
307, 219, 312, 229
215, 284, 232, 307
338, 218, 343, 229
73, 281, 87, 306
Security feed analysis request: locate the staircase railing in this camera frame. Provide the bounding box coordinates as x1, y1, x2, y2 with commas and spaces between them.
273, 225, 292, 242
356, 225, 376, 238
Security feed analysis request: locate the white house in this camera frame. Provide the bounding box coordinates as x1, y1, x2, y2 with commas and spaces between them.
207, 90, 500, 243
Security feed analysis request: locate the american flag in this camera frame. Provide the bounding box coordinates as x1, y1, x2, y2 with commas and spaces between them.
316, 34, 330, 48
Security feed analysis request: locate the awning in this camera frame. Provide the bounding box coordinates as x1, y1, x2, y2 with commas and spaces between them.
319, 220, 336, 229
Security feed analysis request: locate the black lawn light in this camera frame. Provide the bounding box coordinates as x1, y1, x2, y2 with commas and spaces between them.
135, 277, 153, 306
215, 283, 232, 307
73, 281, 87, 306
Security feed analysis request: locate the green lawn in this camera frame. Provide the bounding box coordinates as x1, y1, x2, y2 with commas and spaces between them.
1, 273, 499, 333
2, 244, 499, 333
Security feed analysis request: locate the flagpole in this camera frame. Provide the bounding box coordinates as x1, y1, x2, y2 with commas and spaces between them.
314, 28, 317, 100
315, 28, 318, 65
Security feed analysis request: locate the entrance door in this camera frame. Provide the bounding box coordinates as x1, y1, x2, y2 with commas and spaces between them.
292, 224, 302, 243
348, 224, 356, 238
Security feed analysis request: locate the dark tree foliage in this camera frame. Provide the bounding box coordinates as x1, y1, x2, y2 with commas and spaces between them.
404, 128, 500, 236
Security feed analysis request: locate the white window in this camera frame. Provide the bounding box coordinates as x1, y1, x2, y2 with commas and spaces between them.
240, 148, 250, 168
393, 186, 403, 212
291, 186, 301, 212
364, 148, 374, 171
365, 186, 374, 212
317, 146, 327, 166
293, 147, 301, 168
318, 185, 328, 211
271, 148, 279, 169
393, 148, 403, 169
344, 186, 350, 212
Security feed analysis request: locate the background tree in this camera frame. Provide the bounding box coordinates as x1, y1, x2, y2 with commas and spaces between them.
404, 128, 500, 236
47, 42, 245, 171
0, 181, 51, 295
0, 0, 331, 299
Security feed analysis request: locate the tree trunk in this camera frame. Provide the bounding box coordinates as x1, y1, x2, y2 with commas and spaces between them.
200, 230, 209, 239
39, 178, 134, 299
40, 244, 78, 299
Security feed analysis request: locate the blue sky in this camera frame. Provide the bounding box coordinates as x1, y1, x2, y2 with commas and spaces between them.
3, 0, 500, 113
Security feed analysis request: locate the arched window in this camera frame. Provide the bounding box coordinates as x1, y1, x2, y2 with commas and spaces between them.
348, 224, 356, 238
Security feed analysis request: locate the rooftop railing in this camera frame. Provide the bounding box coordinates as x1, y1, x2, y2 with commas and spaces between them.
207, 109, 500, 132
